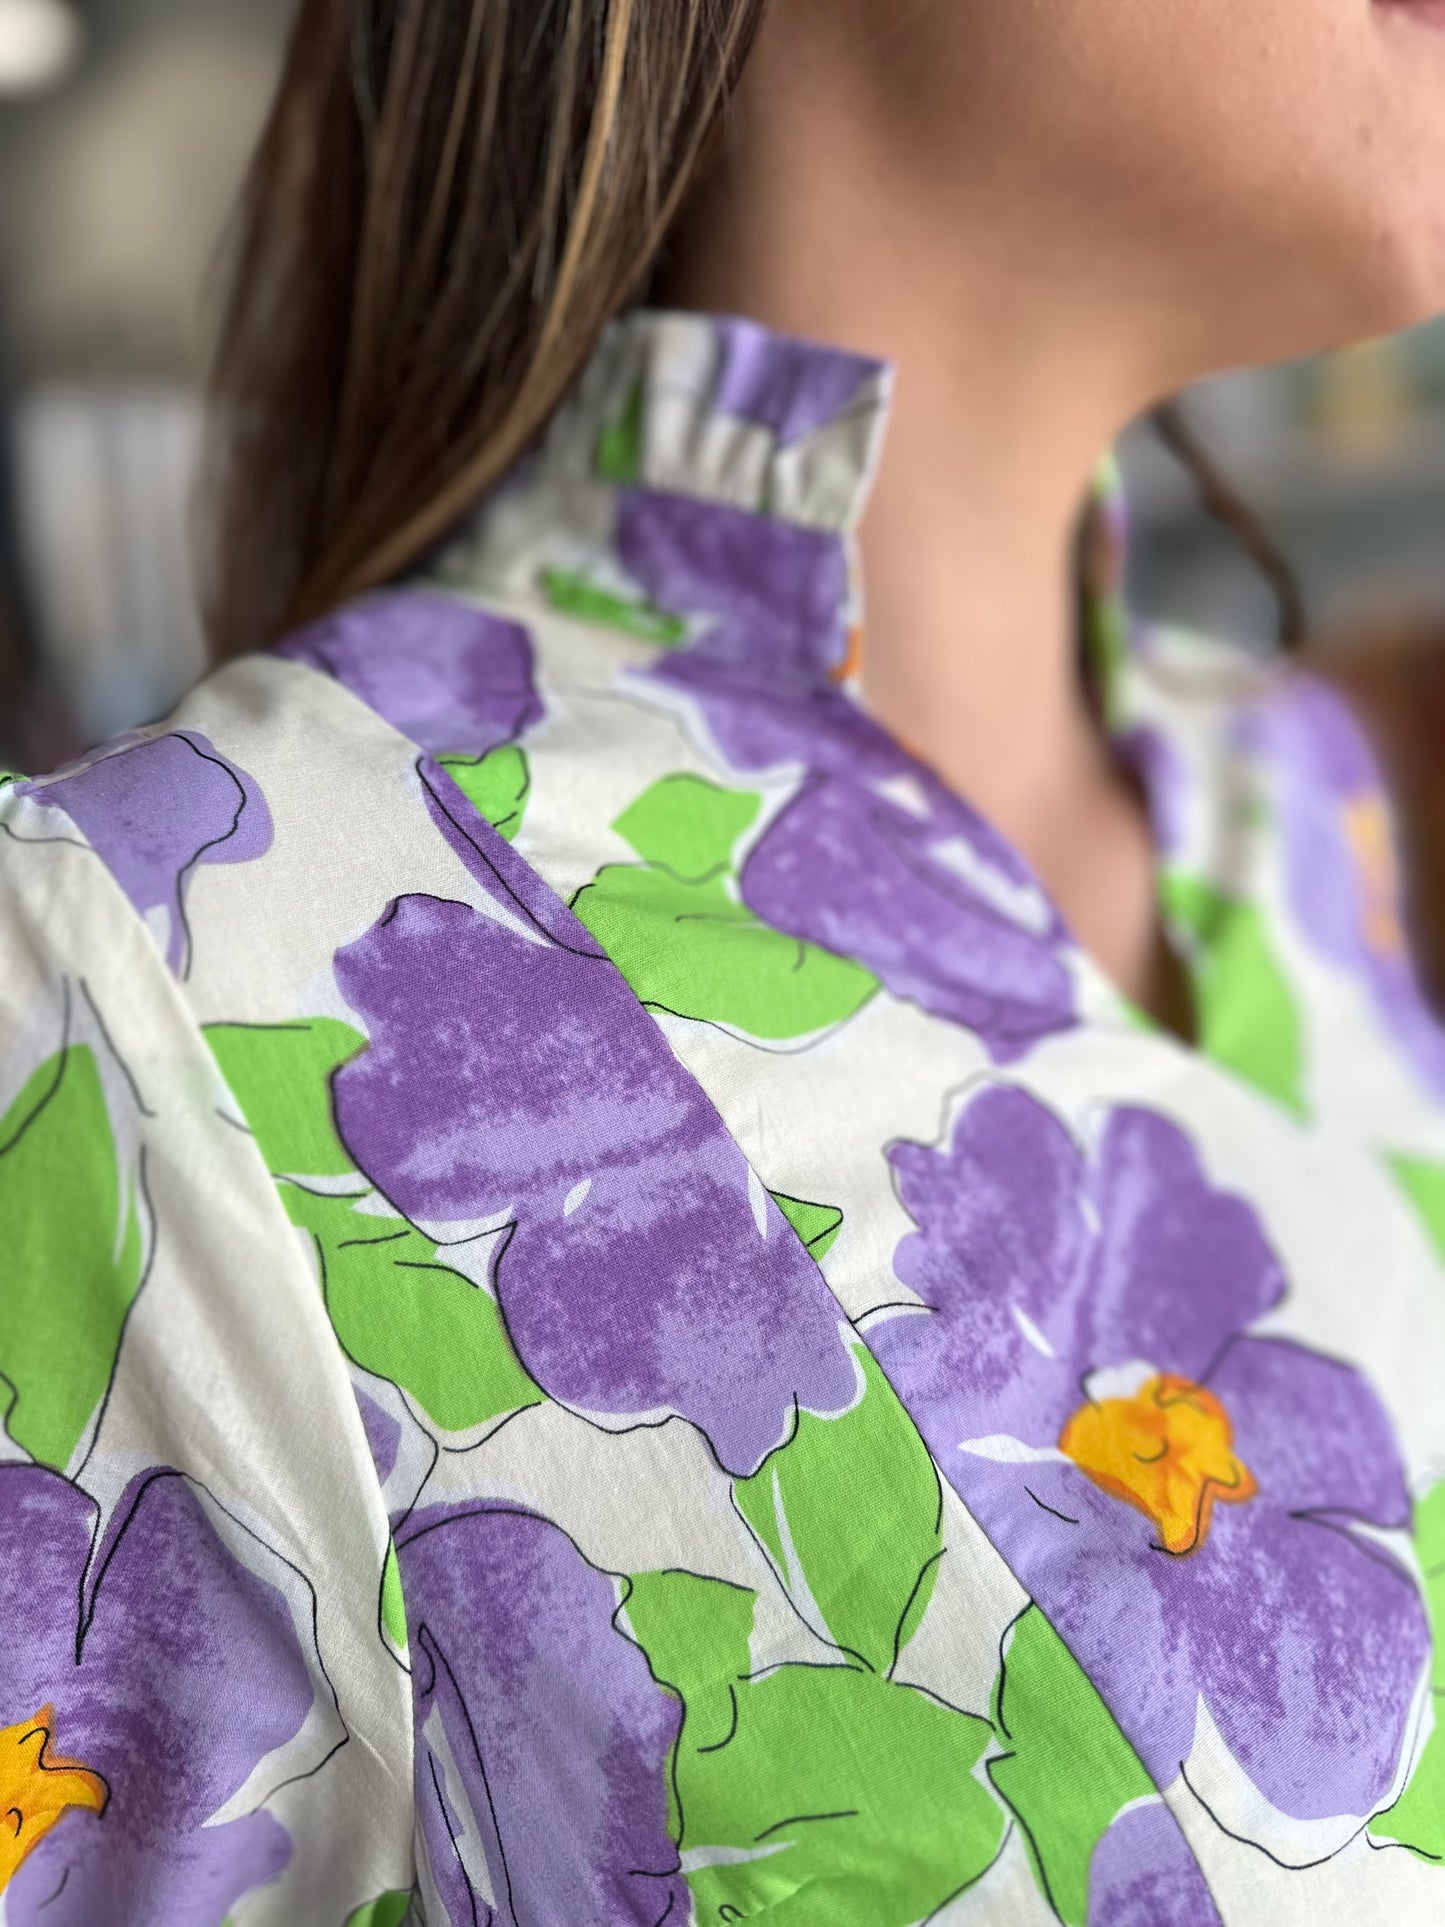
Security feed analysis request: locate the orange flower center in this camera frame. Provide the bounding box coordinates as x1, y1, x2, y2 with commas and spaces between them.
1341, 794, 1405, 960
0, 1708, 107, 1893
1058, 1372, 1258, 1555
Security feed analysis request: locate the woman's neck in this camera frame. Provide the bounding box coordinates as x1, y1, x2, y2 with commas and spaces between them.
659, 10, 1190, 1023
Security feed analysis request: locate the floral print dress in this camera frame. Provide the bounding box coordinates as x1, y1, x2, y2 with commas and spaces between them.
2, 309, 1444, 1927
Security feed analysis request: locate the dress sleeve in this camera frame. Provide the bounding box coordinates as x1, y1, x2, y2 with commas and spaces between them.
0, 778, 417, 1925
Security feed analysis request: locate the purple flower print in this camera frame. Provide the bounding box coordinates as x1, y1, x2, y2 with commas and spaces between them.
1247, 674, 1445, 1097
621, 491, 1076, 1061
22, 732, 272, 977
399, 1503, 685, 1925
1087, 1801, 1220, 1927
330, 884, 857, 1476
278, 588, 543, 758
869, 1086, 1429, 1830
1120, 723, 1190, 864
0, 1464, 315, 1924
709, 314, 883, 447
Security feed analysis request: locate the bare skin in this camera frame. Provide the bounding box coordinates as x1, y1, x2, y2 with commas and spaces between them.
662, 0, 1445, 1024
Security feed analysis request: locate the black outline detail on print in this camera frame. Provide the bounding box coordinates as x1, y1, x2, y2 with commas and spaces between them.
438, 1402, 536, 1465
337, 1227, 413, 1253
752, 1808, 859, 1844
160, 734, 257, 983
74, 1466, 350, 1798
79, 979, 156, 1119
337, 1216, 551, 1475
10, 1714, 111, 1819
424, 1748, 483, 1927
0, 818, 94, 856
985, 1606, 1075, 1925
727, 1352, 950, 1686
0, 1369, 22, 1444
72, 1147, 158, 1490
1289, 1507, 1419, 1578
437, 1220, 758, 1486
3, 984, 157, 1484
1137, 1457, 1255, 1563
989, 1605, 1033, 1747
439, 744, 533, 847
311, 1231, 533, 1490
612, 1560, 761, 1849
404, 1519, 685, 1925
1024, 1488, 1080, 1529
725, 1478, 874, 1676
310, 1239, 440, 1531
696, 1683, 740, 1755
769, 1192, 846, 1263
459, 1515, 693, 1864
418, 761, 606, 963
889, 1548, 946, 1684
639, 999, 870, 1059
852, 1300, 936, 1331
881, 1450, 947, 1681
310, 1210, 543, 1541
204, 1016, 370, 1180
604, 763, 762, 890
919, 1818, 1016, 1922
376, 1540, 411, 1678
664, 1630, 1004, 1902
987, 1604, 1226, 1921
1179, 1759, 1376, 1874
885, 1675, 987, 1724
984, 1757, 1066, 1925
1364, 1680, 1445, 1864
0, 978, 72, 1157
37, 1861, 73, 1908
735, 1657, 868, 1688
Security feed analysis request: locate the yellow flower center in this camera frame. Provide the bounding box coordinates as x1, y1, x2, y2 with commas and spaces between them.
1341, 794, 1405, 960
0, 1708, 107, 1893
1058, 1372, 1258, 1555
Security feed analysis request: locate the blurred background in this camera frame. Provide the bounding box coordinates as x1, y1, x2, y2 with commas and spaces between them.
3, 0, 1445, 954
0, 0, 290, 765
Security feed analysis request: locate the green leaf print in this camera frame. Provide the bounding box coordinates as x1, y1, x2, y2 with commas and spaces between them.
437, 745, 531, 843
1161, 872, 1306, 1119
596, 376, 645, 485
281, 1184, 544, 1434
342, 1895, 414, 1927
625, 1570, 1003, 1925
380, 1538, 408, 1655
1370, 1482, 1445, 1862
626, 1568, 759, 1840
734, 1343, 943, 1675
542, 568, 688, 646
772, 1192, 844, 1266
613, 773, 761, 881
1388, 1156, 1445, 1266
206, 1022, 543, 1436
988, 1607, 1156, 1927
0, 1044, 146, 1470
206, 1018, 366, 1178
573, 775, 879, 1040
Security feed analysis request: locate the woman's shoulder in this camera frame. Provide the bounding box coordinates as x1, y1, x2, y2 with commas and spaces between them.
1, 583, 540, 987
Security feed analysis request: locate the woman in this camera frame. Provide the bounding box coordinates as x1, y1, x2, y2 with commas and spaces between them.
3, 2, 1445, 1920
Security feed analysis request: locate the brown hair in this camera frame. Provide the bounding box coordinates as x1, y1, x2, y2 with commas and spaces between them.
204, 0, 1303, 662
203, 0, 767, 660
